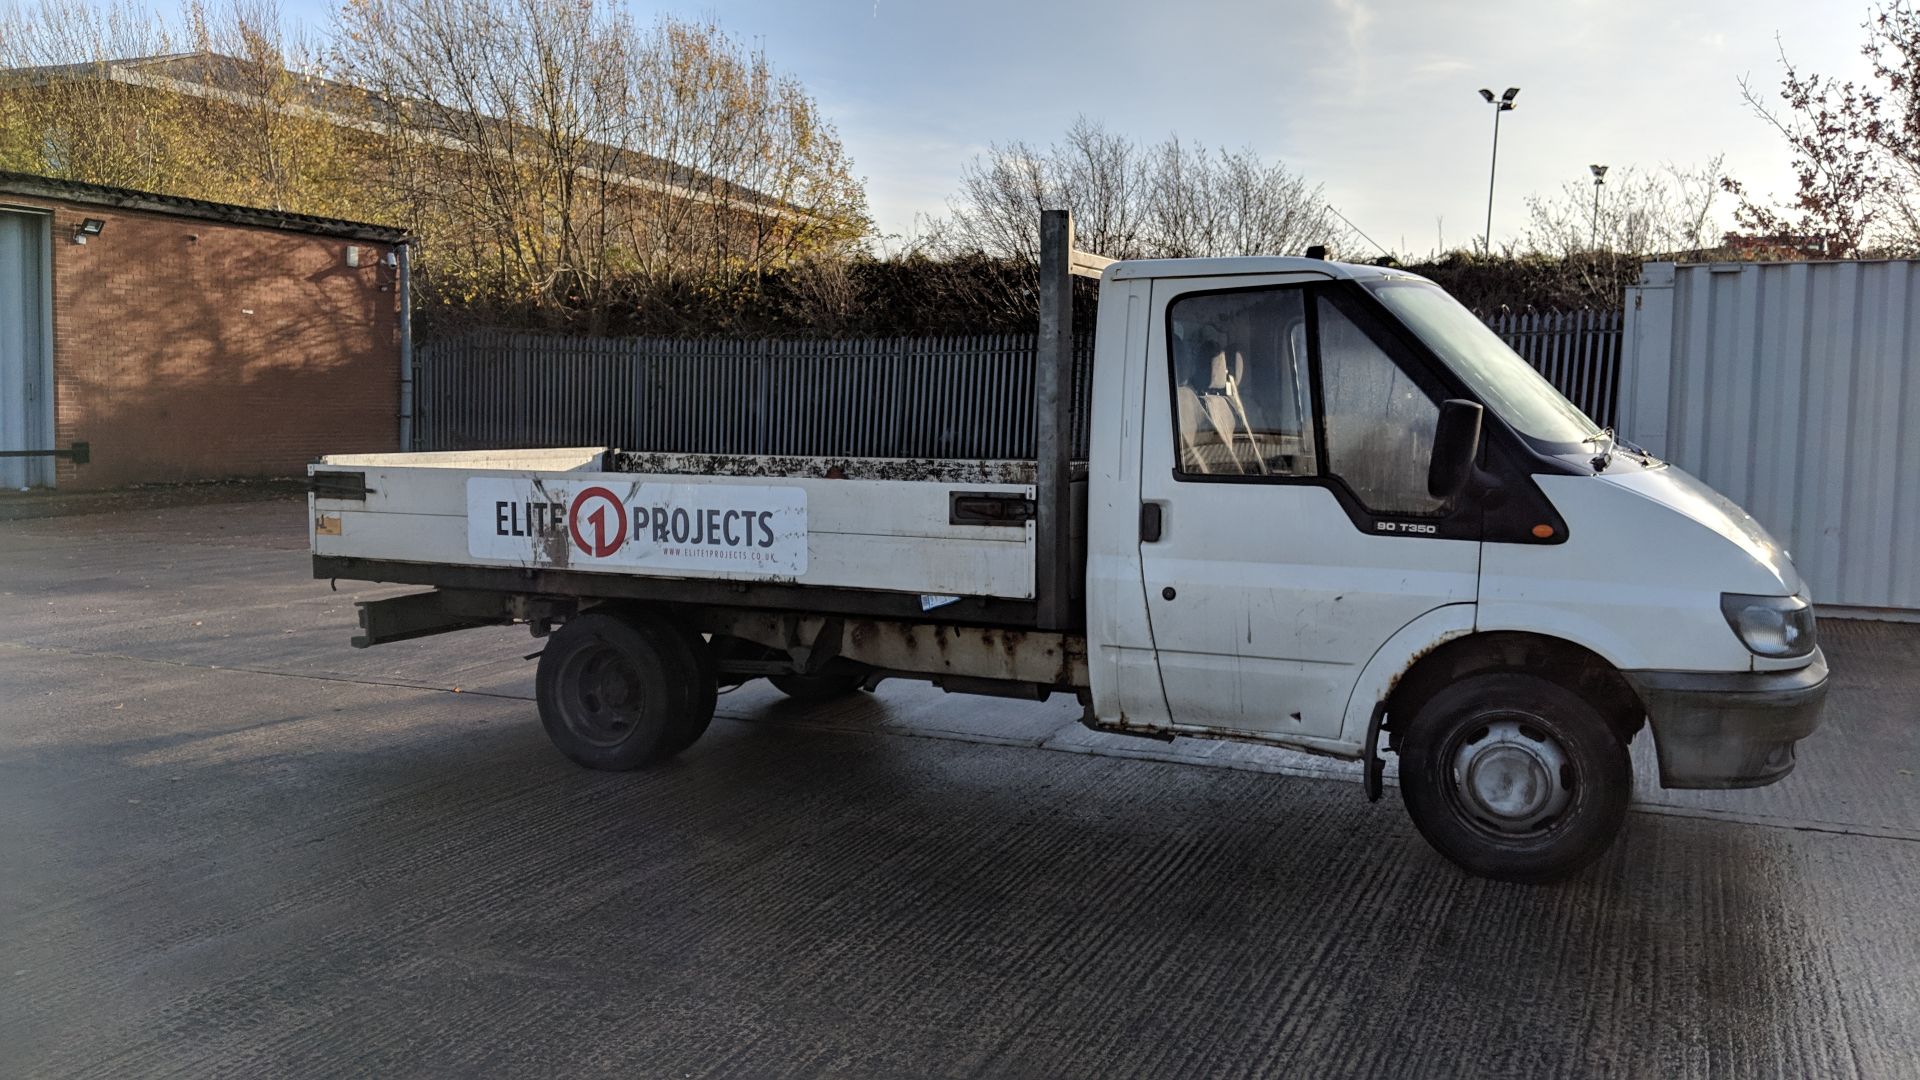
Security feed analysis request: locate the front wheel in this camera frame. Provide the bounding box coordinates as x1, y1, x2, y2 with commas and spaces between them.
1397, 672, 1631, 883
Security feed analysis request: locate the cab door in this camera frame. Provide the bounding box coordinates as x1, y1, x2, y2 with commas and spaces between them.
1138, 275, 1479, 742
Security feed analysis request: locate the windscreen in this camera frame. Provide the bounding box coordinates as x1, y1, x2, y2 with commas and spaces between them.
1365, 279, 1601, 446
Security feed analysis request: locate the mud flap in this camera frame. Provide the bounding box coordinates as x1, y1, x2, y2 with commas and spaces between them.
1363, 701, 1387, 802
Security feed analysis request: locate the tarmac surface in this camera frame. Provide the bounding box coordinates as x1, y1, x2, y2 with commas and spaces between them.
3, 497, 1918, 1078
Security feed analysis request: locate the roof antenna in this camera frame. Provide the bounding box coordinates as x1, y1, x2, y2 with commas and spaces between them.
1305, 245, 1328, 260
1326, 204, 1392, 258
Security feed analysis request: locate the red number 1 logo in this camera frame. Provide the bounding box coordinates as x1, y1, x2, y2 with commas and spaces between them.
567, 486, 628, 558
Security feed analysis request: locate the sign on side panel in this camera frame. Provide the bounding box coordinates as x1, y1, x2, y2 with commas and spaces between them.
467, 477, 808, 576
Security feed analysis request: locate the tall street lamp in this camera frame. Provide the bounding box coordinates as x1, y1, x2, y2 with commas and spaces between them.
1478, 87, 1519, 256
1589, 164, 1609, 251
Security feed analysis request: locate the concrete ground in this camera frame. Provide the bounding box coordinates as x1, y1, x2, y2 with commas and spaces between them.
2, 497, 1918, 1078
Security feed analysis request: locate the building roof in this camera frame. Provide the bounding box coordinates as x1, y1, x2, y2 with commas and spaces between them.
0, 170, 409, 243
4, 51, 798, 218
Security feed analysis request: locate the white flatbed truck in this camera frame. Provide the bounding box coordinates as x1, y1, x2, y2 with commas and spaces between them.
311, 212, 1825, 882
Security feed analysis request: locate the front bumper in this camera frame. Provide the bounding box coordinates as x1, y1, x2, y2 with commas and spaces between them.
1625, 649, 1828, 790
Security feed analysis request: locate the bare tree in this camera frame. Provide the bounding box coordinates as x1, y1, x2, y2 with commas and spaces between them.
1523, 157, 1730, 260
1, 0, 868, 327
942, 117, 1346, 261
333, 0, 633, 315
1054, 117, 1149, 257
329, 3, 868, 324
1147, 138, 1343, 258
942, 118, 1147, 261
942, 139, 1052, 260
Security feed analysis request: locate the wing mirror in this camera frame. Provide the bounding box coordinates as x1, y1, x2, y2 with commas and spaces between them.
1428, 399, 1484, 499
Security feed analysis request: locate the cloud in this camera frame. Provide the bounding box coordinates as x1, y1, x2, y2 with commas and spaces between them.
1411, 57, 1473, 79
1331, 0, 1375, 45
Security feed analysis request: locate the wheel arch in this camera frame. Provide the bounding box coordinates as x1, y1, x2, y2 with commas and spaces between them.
1338, 603, 1478, 749
1384, 631, 1649, 750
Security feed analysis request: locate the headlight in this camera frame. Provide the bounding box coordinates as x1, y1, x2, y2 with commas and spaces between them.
1720, 593, 1816, 658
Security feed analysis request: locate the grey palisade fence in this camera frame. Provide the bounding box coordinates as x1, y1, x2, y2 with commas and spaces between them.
1481, 309, 1623, 429
414, 311, 1620, 456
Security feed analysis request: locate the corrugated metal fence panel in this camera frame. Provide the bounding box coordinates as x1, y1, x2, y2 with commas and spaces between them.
1622, 260, 1920, 612
414, 315, 1610, 462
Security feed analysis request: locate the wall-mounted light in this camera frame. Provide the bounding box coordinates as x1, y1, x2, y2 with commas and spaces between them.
71, 218, 105, 245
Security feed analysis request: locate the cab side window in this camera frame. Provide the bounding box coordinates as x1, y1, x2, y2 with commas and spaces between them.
1168, 287, 1317, 478
1317, 294, 1446, 515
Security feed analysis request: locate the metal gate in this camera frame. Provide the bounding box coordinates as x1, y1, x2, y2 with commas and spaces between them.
0, 210, 54, 490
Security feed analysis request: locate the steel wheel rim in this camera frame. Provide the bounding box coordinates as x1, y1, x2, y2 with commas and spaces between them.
1446, 713, 1576, 836
555, 641, 644, 748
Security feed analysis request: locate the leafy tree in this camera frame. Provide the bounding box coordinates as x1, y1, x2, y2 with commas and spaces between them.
1735, 2, 1920, 255
329, 3, 868, 327
0, 0, 869, 327
0, 0, 356, 214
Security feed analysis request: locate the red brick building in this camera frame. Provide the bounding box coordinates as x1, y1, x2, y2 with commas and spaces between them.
0, 170, 407, 490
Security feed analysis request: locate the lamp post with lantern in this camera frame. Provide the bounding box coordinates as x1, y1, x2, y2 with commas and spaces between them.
1589, 163, 1609, 250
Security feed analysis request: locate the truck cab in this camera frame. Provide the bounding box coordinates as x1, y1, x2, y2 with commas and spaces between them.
1083, 256, 1824, 879
309, 213, 1824, 884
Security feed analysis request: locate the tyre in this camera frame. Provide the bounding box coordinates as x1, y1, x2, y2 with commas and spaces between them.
768, 667, 868, 703
655, 626, 716, 758
1397, 672, 1631, 883
536, 611, 702, 770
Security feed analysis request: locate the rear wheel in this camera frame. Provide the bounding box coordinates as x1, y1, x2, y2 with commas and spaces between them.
657, 626, 716, 758
1397, 672, 1631, 883
536, 611, 703, 770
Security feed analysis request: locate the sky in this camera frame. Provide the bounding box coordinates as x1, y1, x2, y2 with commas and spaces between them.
275, 0, 1874, 256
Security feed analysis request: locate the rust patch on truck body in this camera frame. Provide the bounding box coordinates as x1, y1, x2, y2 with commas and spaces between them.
529, 478, 572, 568
705, 610, 1089, 689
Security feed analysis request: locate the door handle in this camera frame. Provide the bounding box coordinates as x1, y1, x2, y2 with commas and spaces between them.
1140, 502, 1164, 543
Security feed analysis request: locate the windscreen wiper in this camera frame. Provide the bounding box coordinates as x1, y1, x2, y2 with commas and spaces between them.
1612, 432, 1659, 465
